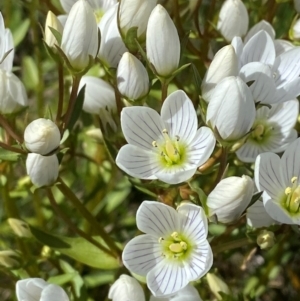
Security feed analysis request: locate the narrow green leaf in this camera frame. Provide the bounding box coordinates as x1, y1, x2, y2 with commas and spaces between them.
191, 63, 202, 95
12, 19, 30, 46
0, 149, 21, 162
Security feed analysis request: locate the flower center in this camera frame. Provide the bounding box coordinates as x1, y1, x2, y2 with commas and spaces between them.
251, 121, 273, 142
159, 232, 189, 260
152, 129, 185, 166
283, 177, 300, 214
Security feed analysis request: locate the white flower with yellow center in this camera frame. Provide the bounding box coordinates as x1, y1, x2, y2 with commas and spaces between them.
122, 201, 213, 297
116, 90, 215, 184
255, 138, 300, 224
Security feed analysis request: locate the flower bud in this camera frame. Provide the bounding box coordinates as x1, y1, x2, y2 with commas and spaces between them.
217, 0, 249, 42
16, 278, 70, 301
117, 52, 149, 100
108, 274, 145, 301
0, 69, 28, 114
44, 11, 63, 48
290, 18, 300, 41
201, 45, 238, 102
119, 0, 157, 42
61, 0, 98, 71
257, 230, 275, 249
26, 154, 59, 188
207, 175, 255, 223
98, 4, 128, 68
8, 218, 32, 238
206, 76, 256, 142
24, 118, 61, 155
207, 273, 230, 300
0, 250, 21, 269
146, 5, 180, 77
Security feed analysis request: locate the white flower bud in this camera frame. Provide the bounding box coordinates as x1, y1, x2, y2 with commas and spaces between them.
291, 19, 300, 40
119, 0, 157, 41
98, 4, 128, 68
24, 118, 61, 155
117, 52, 149, 100
201, 45, 238, 102
146, 5, 180, 77
257, 230, 275, 249
16, 278, 70, 301
0, 250, 21, 269
217, 0, 249, 42
207, 175, 255, 223
26, 154, 59, 188
8, 218, 32, 238
61, 0, 98, 70
44, 11, 63, 48
0, 69, 28, 114
108, 275, 145, 301
207, 273, 230, 300
206, 76, 256, 142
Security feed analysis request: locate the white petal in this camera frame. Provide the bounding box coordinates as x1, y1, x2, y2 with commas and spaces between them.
147, 260, 188, 297
244, 20, 275, 43
16, 278, 47, 301
177, 203, 208, 242
236, 142, 260, 163
273, 77, 300, 103
241, 30, 275, 66
122, 234, 164, 276
121, 107, 165, 150
161, 90, 197, 144
274, 39, 294, 57
137, 201, 180, 237
40, 284, 70, 301
156, 167, 197, 185
116, 144, 160, 180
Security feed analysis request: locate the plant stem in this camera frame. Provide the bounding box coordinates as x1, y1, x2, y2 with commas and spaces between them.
213, 146, 228, 188
56, 177, 122, 259
46, 188, 113, 256
161, 80, 169, 102
0, 141, 26, 154
0, 114, 23, 143
56, 64, 64, 124
198, 147, 222, 173
212, 238, 254, 254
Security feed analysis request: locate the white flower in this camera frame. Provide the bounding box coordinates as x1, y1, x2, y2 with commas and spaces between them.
117, 52, 149, 100
26, 153, 59, 188
207, 175, 254, 223
146, 5, 180, 77
108, 274, 145, 301
44, 11, 63, 48
16, 278, 69, 301
61, 0, 98, 70
122, 201, 213, 297
217, 0, 249, 42
0, 12, 14, 72
24, 118, 61, 155
256, 230, 275, 249
206, 273, 230, 301
0, 69, 28, 114
206, 76, 256, 142
255, 138, 300, 225
236, 100, 298, 163
116, 90, 215, 184
291, 18, 300, 40
150, 284, 202, 301
98, 4, 128, 68
201, 45, 238, 102
244, 20, 275, 44
118, 0, 157, 41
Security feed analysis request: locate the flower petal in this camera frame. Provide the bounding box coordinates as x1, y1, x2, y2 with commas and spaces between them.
116, 144, 160, 180
121, 106, 165, 149
122, 234, 164, 276
137, 201, 180, 237
147, 260, 188, 297
16, 278, 47, 301
156, 167, 197, 185
161, 90, 197, 144
244, 20, 275, 43
40, 284, 69, 301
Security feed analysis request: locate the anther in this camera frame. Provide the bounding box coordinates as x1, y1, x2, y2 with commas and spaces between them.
152, 141, 158, 147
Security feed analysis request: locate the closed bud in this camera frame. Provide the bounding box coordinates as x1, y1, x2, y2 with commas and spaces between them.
44, 11, 63, 48
257, 230, 275, 249
207, 175, 255, 223
207, 273, 230, 300
201, 45, 238, 102
206, 76, 256, 142
217, 0, 249, 42
117, 52, 149, 100
119, 0, 157, 42
26, 154, 59, 188
146, 5, 180, 77
61, 0, 98, 71
8, 218, 32, 238
108, 274, 145, 301
0, 69, 28, 114
0, 250, 21, 269
24, 118, 60, 155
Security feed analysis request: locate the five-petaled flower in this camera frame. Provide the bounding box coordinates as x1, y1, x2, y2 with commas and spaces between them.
122, 201, 213, 297
116, 90, 216, 184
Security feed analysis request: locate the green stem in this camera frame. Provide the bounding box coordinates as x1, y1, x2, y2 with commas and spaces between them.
46, 188, 113, 256
56, 64, 64, 125
0, 141, 26, 154
212, 238, 253, 254
213, 146, 228, 188
0, 114, 23, 143
57, 177, 122, 259
161, 80, 169, 102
